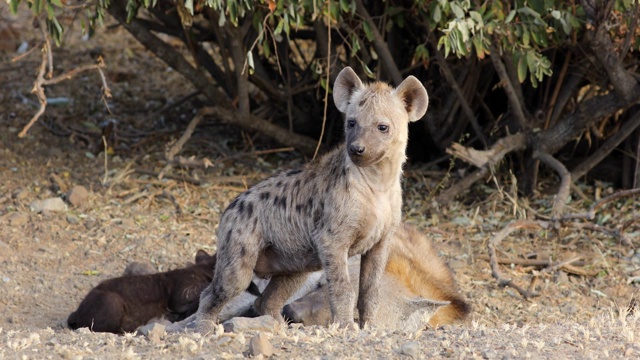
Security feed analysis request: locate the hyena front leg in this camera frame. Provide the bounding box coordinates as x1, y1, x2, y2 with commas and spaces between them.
254, 273, 309, 321
357, 236, 390, 328
319, 246, 355, 326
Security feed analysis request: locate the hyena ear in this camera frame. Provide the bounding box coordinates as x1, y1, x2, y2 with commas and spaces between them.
394, 76, 429, 122
333, 67, 364, 113
195, 249, 212, 264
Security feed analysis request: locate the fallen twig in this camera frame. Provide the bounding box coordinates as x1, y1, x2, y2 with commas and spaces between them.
488, 220, 545, 299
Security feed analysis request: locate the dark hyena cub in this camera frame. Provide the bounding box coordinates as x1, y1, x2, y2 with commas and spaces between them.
188, 67, 428, 330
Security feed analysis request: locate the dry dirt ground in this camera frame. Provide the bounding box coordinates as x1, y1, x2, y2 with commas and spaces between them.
1, 7, 639, 359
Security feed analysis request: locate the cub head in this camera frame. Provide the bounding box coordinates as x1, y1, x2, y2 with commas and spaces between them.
333, 67, 429, 167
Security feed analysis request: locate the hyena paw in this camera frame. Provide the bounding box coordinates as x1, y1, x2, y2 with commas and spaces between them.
195, 313, 221, 334
165, 315, 197, 333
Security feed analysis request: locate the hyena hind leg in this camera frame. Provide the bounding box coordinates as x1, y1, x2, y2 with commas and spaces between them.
254, 272, 309, 321
195, 242, 259, 331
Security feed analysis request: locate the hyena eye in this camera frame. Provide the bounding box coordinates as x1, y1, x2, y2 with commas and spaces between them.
347, 119, 356, 129
378, 124, 389, 132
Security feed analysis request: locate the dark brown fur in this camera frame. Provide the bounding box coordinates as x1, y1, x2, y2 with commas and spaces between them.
67, 250, 215, 334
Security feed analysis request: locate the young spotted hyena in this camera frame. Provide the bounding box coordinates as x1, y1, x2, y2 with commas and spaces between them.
189, 67, 428, 330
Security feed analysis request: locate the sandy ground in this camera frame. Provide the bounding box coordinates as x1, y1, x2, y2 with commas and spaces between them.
1, 5, 639, 359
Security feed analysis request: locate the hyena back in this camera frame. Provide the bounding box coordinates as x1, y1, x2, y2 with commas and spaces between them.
194, 67, 428, 329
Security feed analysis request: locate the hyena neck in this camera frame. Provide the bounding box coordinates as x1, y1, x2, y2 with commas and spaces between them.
345, 147, 406, 193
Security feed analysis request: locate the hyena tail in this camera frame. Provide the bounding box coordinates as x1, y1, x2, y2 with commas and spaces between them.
428, 296, 471, 328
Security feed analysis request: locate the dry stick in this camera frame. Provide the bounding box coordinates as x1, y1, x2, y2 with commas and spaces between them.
489, 44, 528, 129
134, 168, 202, 186
544, 51, 572, 130
488, 220, 544, 299
18, 55, 109, 138
313, 1, 332, 161
560, 188, 640, 221
436, 133, 527, 203
533, 150, 571, 216
165, 110, 206, 161
434, 45, 487, 147
354, 0, 402, 85
571, 222, 632, 246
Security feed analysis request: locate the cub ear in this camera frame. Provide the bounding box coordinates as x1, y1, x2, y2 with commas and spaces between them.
394, 76, 429, 122
195, 249, 212, 264
333, 67, 364, 113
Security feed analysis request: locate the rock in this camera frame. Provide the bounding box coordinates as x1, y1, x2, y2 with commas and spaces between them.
137, 322, 166, 343
123, 262, 156, 276
248, 332, 274, 357
67, 185, 89, 207
29, 197, 67, 213
12, 189, 29, 201
66, 213, 80, 225
399, 340, 420, 358
223, 315, 278, 333
1, 212, 29, 226
482, 348, 498, 359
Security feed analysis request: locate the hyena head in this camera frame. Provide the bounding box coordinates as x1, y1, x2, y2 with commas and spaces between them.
333, 67, 429, 167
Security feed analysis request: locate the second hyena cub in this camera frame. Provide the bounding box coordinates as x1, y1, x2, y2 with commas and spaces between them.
191, 67, 428, 330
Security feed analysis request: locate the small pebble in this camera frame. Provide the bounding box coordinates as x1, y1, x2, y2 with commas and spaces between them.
248, 332, 274, 357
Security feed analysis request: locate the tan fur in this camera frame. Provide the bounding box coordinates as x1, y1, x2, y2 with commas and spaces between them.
385, 224, 469, 327
283, 224, 469, 330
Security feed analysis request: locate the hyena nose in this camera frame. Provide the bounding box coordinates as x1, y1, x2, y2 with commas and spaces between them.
348, 144, 365, 156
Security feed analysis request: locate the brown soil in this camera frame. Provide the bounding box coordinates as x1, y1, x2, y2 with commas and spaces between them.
1, 5, 639, 359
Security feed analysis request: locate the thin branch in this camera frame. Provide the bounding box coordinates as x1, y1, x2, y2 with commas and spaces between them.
488, 220, 544, 299
533, 151, 571, 216
488, 43, 528, 129
314, 3, 332, 161
165, 109, 206, 161
447, 133, 527, 168
560, 188, 640, 221
434, 45, 487, 147
354, 0, 402, 85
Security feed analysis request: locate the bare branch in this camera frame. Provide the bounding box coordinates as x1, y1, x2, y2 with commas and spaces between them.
354, 0, 402, 85
533, 151, 571, 216
489, 43, 528, 129
447, 133, 527, 168
590, 16, 640, 104
488, 220, 545, 299
560, 188, 640, 221
434, 45, 487, 146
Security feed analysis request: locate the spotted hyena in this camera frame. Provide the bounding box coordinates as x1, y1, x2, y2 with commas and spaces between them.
184, 67, 428, 330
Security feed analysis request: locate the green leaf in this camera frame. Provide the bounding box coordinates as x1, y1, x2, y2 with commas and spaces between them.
262, 41, 271, 58
450, 2, 465, 18
522, 25, 530, 46
9, 0, 21, 14
362, 63, 375, 79
551, 10, 561, 19
433, 4, 442, 23
363, 21, 374, 42
274, 18, 284, 35
46, 3, 55, 19
505, 9, 516, 23
517, 54, 527, 83
469, 10, 483, 27
51, 0, 63, 7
